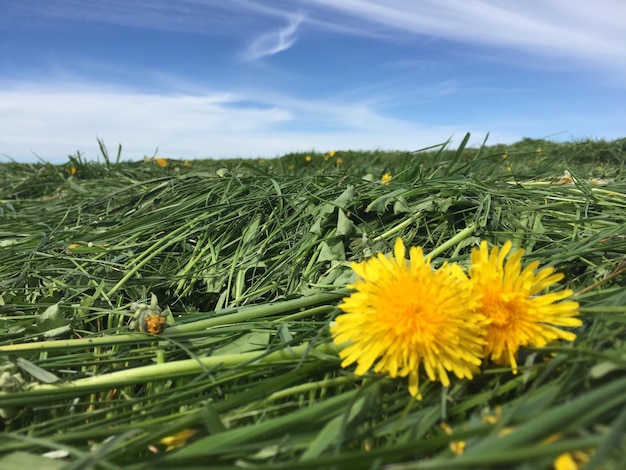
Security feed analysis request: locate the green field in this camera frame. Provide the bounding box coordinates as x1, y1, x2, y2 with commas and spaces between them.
1, 135, 625, 469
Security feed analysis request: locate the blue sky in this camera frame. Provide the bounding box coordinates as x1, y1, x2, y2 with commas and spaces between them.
1, 0, 625, 162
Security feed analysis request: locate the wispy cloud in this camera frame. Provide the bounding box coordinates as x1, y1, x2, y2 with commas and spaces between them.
8, 1, 623, 75
2, 1, 301, 37
0, 1, 261, 36
242, 11, 306, 60
298, 0, 626, 77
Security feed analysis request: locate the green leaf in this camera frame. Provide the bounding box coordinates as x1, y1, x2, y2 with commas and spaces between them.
336, 209, 356, 236
393, 196, 412, 214
366, 188, 406, 213
590, 361, 623, 379
318, 238, 346, 262
332, 268, 355, 286
164, 389, 358, 461
43, 324, 73, 339
7, 356, 61, 384
310, 186, 355, 235
300, 396, 366, 460
212, 331, 270, 355
0, 452, 66, 470
35, 303, 69, 333
333, 185, 355, 209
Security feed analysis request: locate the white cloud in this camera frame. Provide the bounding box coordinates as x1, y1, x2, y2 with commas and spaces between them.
242, 11, 306, 60
0, 81, 520, 163
0, 85, 286, 161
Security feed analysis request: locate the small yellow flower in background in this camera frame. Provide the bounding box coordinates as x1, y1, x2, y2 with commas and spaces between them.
305, 155, 312, 163
440, 422, 453, 434
481, 405, 502, 424
553, 453, 577, 470
183, 160, 192, 167
155, 156, 168, 168
329, 150, 336, 157
590, 177, 608, 185
380, 172, 392, 185
68, 243, 79, 250
159, 428, 199, 451
468, 241, 581, 372
449, 440, 466, 455
502, 152, 509, 159
331, 238, 486, 399
542, 433, 563, 445
288, 164, 295, 170
553, 451, 590, 470
336, 157, 344, 166
536, 147, 543, 154
556, 170, 574, 185
258, 159, 266, 164
440, 422, 466, 455
69, 165, 77, 175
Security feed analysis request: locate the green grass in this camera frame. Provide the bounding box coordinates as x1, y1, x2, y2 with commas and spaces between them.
1, 135, 625, 469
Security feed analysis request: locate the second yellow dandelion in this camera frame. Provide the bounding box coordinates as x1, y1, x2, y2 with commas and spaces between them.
468, 241, 581, 372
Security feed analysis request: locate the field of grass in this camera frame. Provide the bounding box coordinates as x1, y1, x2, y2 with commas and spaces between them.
1, 135, 625, 469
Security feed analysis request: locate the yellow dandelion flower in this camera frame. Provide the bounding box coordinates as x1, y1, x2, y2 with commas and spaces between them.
331, 238, 486, 399
553, 451, 590, 470
155, 156, 168, 168
69, 165, 77, 175
553, 453, 577, 470
440, 423, 466, 455
469, 241, 581, 372
556, 170, 574, 185
542, 433, 563, 445
159, 428, 199, 451
440, 422, 454, 434
450, 440, 466, 455
329, 150, 336, 157
305, 155, 312, 163
183, 160, 192, 167
380, 172, 392, 185
336, 157, 344, 165
481, 405, 502, 424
